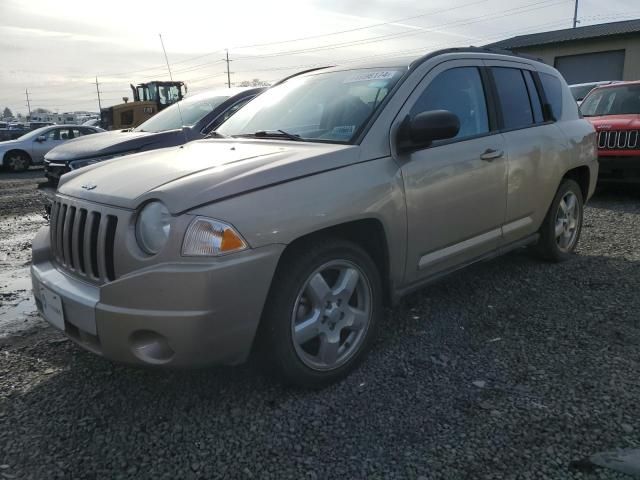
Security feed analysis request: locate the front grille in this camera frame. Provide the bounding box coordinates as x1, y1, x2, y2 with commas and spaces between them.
597, 130, 640, 150
50, 200, 119, 282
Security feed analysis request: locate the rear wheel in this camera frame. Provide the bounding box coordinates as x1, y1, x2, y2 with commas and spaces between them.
533, 179, 584, 262
260, 239, 382, 388
5, 151, 30, 172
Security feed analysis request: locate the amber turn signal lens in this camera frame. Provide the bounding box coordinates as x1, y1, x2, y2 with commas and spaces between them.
182, 217, 248, 256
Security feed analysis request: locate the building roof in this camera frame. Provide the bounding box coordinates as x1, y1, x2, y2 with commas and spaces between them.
486, 19, 640, 50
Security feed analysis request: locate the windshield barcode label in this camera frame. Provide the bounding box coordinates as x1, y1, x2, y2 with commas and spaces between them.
344, 71, 397, 83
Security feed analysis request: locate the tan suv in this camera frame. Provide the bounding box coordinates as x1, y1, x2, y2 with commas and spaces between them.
31, 48, 598, 387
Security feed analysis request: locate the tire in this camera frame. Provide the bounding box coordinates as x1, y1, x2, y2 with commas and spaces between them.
260, 238, 383, 388
5, 151, 30, 172
532, 179, 584, 262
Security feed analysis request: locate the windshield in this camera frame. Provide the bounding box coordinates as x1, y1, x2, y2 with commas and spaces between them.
570, 84, 596, 101
134, 94, 230, 133
16, 126, 51, 140
217, 68, 404, 143
581, 85, 640, 116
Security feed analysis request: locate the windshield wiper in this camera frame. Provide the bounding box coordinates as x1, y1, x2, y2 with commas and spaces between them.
252, 129, 304, 141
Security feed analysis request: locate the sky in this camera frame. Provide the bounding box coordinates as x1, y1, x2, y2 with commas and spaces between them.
0, 0, 637, 116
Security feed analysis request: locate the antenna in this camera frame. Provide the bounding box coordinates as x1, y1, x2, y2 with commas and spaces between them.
95, 76, 102, 111
159, 33, 188, 144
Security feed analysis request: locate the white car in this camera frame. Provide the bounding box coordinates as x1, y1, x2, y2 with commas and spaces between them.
0, 125, 104, 172
570, 81, 618, 106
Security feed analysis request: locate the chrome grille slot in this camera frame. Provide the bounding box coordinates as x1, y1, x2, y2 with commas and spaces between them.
89, 212, 101, 279
105, 216, 118, 282
49, 199, 121, 283
598, 130, 640, 150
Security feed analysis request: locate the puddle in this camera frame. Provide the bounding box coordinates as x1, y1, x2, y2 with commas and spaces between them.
0, 266, 42, 338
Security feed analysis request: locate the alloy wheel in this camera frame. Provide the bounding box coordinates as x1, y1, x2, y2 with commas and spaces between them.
290, 260, 372, 371
8, 154, 27, 171
554, 191, 580, 252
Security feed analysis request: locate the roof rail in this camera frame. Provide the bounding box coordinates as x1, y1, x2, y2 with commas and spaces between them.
409, 47, 545, 71
271, 66, 334, 87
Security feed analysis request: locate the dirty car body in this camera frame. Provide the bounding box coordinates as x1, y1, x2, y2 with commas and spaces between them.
32, 48, 597, 387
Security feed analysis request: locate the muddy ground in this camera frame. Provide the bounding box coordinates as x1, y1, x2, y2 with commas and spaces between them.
0, 169, 50, 340
0, 169, 639, 479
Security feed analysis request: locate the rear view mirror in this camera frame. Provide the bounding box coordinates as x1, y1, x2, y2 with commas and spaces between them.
36, 135, 46, 142
397, 110, 460, 152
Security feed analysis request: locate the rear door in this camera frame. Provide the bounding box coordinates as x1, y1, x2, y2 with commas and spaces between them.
396, 60, 508, 283
484, 61, 568, 244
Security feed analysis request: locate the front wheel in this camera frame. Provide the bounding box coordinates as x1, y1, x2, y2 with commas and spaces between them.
260, 239, 383, 388
5, 152, 30, 172
533, 179, 584, 262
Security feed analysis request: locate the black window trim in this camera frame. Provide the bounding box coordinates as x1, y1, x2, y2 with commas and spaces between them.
522, 70, 544, 124
485, 66, 555, 135
534, 71, 560, 123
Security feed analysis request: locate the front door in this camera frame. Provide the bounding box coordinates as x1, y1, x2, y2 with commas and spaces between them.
31, 127, 66, 162
395, 61, 507, 284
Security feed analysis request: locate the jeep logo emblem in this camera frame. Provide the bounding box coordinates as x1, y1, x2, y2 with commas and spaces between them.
81, 182, 97, 190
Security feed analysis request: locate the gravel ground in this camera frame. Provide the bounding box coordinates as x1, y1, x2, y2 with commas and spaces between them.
0, 171, 639, 479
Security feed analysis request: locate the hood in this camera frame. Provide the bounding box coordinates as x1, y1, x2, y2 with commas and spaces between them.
57, 139, 359, 213
45, 129, 188, 162
586, 114, 640, 131
0, 138, 20, 149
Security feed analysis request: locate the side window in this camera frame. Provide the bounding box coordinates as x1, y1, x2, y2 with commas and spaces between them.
411, 67, 489, 140
45, 129, 59, 141
492, 67, 534, 130
523, 71, 544, 123
539, 73, 564, 120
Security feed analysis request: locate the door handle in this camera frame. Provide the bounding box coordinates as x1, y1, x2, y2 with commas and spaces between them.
480, 148, 504, 161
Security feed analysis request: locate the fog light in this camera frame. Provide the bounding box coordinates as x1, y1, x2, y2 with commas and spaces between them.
130, 330, 174, 364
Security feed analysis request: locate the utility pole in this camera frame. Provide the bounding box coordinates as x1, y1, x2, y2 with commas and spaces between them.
95, 76, 102, 111
573, 0, 579, 28
223, 49, 232, 88
25, 88, 31, 118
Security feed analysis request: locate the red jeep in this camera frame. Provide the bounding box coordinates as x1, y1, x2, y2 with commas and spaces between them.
581, 81, 640, 183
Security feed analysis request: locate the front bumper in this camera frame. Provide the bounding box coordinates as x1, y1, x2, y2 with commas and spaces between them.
44, 160, 69, 183
31, 226, 284, 367
597, 155, 640, 183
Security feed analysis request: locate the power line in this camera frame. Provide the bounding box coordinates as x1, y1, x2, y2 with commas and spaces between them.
94, 0, 487, 79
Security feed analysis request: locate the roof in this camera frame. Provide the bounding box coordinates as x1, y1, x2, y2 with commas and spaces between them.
486, 19, 640, 50
593, 80, 640, 89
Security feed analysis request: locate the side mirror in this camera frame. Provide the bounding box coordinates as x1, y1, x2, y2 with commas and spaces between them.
36, 135, 46, 142
397, 110, 460, 152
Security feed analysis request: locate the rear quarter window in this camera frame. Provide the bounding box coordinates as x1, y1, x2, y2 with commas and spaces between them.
539, 73, 564, 120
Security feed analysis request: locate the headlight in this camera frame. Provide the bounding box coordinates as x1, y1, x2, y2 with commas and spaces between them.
69, 158, 98, 170
136, 201, 171, 254
69, 150, 138, 170
182, 217, 247, 256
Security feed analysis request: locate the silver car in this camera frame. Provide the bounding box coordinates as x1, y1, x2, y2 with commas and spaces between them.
0, 125, 104, 172
31, 48, 597, 387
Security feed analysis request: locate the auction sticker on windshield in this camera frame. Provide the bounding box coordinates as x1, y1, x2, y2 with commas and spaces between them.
344, 71, 397, 83
39, 285, 65, 330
